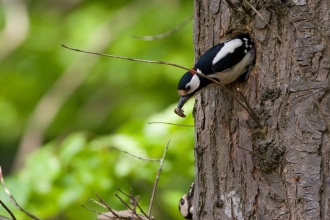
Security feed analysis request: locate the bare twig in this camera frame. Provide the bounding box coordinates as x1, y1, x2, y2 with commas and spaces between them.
114, 193, 132, 211
114, 188, 139, 215
89, 140, 171, 220
87, 140, 171, 220
61, 44, 191, 71
147, 140, 169, 217
62, 44, 264, 130
111, 146, 160, 162
290, 0, 330, 46
135, 203, 149, 219
147, 122, 194, 127
132, 15, 193, 40
218, 88, 263, 129
0, 167, 40, 220
242, 0, 330, 134
116, 187, 131, 198
236, 88, 263, 129
131, 197, 137, 214
91, 199, 106, 209
0, 200, 16, 220
113, 192, 144, 220
96, 194, 120, 217
242, 1, 281, 41
130, 196, 139, 214
82, 205, 113, 219
115, 188, 149, 218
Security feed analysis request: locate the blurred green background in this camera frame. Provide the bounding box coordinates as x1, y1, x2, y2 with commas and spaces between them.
0, 0, 195, 219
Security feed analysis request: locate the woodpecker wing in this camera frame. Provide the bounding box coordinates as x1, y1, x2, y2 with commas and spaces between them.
194, 44, 225, 75
211, 37, 252, 73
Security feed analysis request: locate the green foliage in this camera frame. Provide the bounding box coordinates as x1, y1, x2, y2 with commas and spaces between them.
0, 103, 195, 219
0, 0, 196, 219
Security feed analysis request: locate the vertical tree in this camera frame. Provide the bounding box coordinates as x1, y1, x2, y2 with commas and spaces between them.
193, 0, 330, 219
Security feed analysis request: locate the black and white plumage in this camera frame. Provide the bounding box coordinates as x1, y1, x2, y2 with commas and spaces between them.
176, 34, 255, 113
179, 182, 195, 219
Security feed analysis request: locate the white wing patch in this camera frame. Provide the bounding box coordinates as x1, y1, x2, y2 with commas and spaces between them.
212, 38, 243, 65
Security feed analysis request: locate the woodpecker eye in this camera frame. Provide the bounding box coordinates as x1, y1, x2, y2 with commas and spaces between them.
185, 85, 191, 91
180, 199, 185, 205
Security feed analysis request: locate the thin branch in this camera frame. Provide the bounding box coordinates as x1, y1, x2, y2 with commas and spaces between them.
290, 0, 330, 46
132, 15, 193, 40
116, 188, 148, 218
116, 187, 131, 198
186, 68, 264, 130
135, 203, 149, 219
126, 200, 144, 220
291, 88, 328, 106
115, 188, 149, 219
147, 122, 194, 127
236, 88, 263, 129
61, 44, 191, 72
96, 194, 120, 217
62, 44, 264, 131
0, 200, 16, 220
81, 205, 113, 219
91, 199, 106, 209
114, 193, 132, 210
217, 84, 264, 130
130, 195, 139, 214
110, 146, 160, 162
114, 192, 144, 220
0, 167, 40, 220
147, 140, 169, 217
242, 0, 330, 134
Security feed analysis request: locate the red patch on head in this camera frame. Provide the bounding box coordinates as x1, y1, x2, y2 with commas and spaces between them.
189, 68, 196, 75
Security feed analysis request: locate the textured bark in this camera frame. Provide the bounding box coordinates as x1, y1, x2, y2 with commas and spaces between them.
193, 0, 330, 219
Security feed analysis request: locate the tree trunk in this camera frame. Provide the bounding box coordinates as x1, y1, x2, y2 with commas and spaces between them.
193, 0, 330, 219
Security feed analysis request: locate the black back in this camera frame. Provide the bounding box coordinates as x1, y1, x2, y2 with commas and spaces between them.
195, 34, 254, 74
194, 44, 224, 75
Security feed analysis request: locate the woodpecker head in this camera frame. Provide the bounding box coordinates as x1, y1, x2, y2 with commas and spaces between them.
177, 70, 203, 109
175, 34, 255, 117
179, 182, 195, 219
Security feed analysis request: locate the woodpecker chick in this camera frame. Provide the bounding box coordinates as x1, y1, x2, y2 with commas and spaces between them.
175, 34, 255, 117
179, 182, 195, 219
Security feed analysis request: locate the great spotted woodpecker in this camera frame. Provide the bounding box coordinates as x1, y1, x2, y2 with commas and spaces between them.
179, 182, 195, 219
174, 34, 255, 117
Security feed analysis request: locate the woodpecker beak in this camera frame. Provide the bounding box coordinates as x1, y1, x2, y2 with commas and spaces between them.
177, 96, 190, 109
